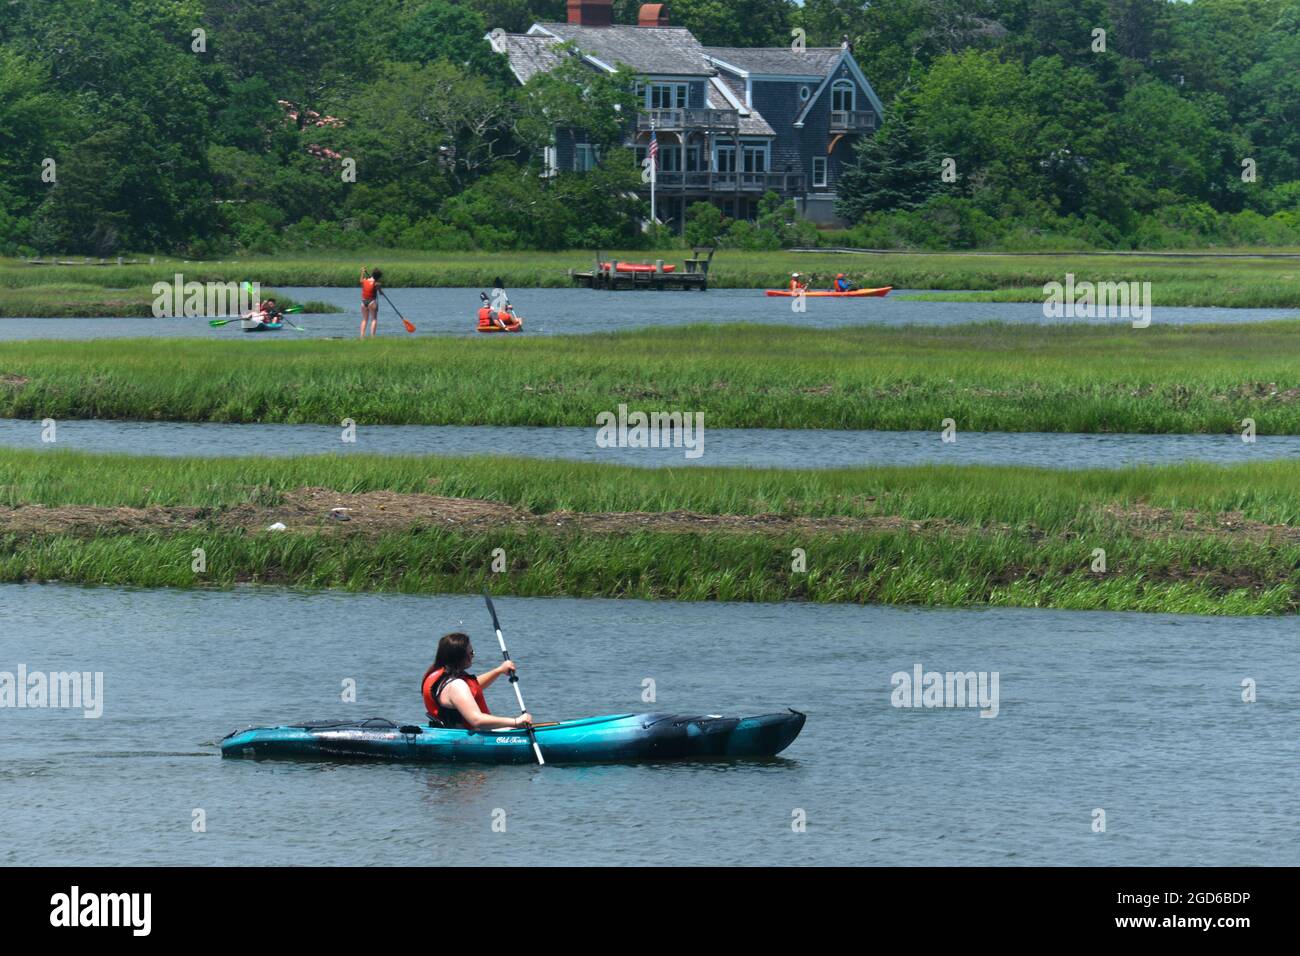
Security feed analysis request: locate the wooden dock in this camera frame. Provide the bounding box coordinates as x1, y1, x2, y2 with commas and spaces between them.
571, 248, 714, 291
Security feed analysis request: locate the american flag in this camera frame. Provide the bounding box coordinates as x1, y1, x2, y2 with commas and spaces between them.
648, 131, 658, 167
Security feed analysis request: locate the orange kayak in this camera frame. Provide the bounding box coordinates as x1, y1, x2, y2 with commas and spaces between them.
477, 316, 523, 333
765, 286, 892, 297
601, 261, 677, 273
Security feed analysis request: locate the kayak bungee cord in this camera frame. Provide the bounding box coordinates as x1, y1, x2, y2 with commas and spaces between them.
483, 590, 544, 766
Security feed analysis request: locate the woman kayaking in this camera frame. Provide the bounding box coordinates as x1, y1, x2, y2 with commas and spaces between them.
360, 266, 383, 338
421, 632, 532, 730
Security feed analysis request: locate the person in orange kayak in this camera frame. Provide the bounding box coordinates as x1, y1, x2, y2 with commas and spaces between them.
789, 272, 808, 293
421, 632, 532, 730
477, 292, 504, 331
833, 273, 854, 292
360, 266, 383, 338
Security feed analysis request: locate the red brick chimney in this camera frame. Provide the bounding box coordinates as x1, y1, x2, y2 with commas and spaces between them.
638, 3, 669, 27
567, 0, 613, 26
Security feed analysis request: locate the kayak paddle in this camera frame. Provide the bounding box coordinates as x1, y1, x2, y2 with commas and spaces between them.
380, 290, 417, 333
483, 590, 543, 766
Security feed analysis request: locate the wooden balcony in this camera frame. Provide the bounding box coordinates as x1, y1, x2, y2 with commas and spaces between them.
829, 110, 876, 132
647, 171, 805, 195
637, 108, 740, 131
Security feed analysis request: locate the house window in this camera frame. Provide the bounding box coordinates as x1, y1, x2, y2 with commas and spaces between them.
831, 80, 855, 113
646, 83, 688, 109
574, 143, 598, 171
799, 85, 811, 102
741, 141, 769, 173
685, 144, 703, 172
715, 144, 736, 173
658, 145, 682, 172
812, 157, 827, 188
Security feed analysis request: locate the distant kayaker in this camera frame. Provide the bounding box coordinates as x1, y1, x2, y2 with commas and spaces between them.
478, 291, 506, 331
260, 298, 283, 322
360, 266, 383, 338
421, 631, 533, 730
833, 273, 854, 293
490, 276, 508, 312
790, 272, 808, 293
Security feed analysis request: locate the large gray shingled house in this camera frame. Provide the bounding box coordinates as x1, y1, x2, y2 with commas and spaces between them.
490, 0, 884, 228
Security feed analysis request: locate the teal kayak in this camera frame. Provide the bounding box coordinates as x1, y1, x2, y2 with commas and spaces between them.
221, 711, 805, 764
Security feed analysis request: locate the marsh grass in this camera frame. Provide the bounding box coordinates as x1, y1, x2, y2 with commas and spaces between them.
0, 284, 340, 317
4, 449, 1300, 528
1, 526, 1293, 615
3, 322, 1299, 432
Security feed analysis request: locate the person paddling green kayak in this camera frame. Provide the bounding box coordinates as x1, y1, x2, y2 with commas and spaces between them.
420, 632, 533, 730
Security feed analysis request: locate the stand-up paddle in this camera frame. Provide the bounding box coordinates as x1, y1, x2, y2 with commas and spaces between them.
483, 590, 543, 765
380, 290, 417, 333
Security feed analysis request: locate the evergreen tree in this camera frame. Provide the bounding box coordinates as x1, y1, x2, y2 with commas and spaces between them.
835, 105, 941, 222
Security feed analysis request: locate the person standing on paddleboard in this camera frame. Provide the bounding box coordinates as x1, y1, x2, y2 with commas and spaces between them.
360, 266, 383, 337
421, 632, 533, 730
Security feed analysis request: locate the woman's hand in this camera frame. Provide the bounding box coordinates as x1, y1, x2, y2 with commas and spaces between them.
499, 660, 517, 676
514, 712, 533, 728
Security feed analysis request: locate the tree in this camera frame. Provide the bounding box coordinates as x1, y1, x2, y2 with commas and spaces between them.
518, 56, 639, 152
835, 105, 941, 221
339, 61, 520, 192
394, 1, 514, 83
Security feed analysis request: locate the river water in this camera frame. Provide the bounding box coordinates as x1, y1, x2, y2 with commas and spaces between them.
2, 419, 1294, 468
1, 584, 1293, 866
1, 287, 1295, 339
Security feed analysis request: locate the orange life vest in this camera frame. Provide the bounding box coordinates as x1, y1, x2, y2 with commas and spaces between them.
477, 306, 496, 329
422, 667, 490, 727
361, 276, 377, 300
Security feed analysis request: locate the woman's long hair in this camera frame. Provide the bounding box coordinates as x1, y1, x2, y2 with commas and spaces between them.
422, 632, 473, 691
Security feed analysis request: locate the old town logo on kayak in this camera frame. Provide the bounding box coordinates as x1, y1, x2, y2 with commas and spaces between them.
1042, 273, 1152, 328
890, 663, 1000, 718
151, 274, 261, 317
49, 887, 151, 936
595, 403, 705, 460
0, 665, 103, 718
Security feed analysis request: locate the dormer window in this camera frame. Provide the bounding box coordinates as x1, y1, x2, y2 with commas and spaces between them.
799, 85, 811, 102
831, 80, 855, 112
645, 82, 688, 109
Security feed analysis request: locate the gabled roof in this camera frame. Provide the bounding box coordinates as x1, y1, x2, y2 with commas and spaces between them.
495, 33, 567, 84
792, 51, 886, 125
529, 23, 713, 76
704, 47, 844, 78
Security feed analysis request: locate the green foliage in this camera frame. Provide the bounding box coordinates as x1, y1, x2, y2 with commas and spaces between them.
836, 104, 942, 221
685, 202, 724, 247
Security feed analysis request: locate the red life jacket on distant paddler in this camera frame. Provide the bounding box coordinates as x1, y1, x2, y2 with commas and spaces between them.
477, 306, 495, 329
361, 276, 378, 301
422, 667, 490, 726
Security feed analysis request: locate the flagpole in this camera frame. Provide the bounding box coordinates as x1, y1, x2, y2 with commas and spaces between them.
650, 120, 657, 224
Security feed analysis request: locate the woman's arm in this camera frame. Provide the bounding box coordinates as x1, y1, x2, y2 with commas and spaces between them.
443, 679, 528, 730
476, 660, 515, 690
